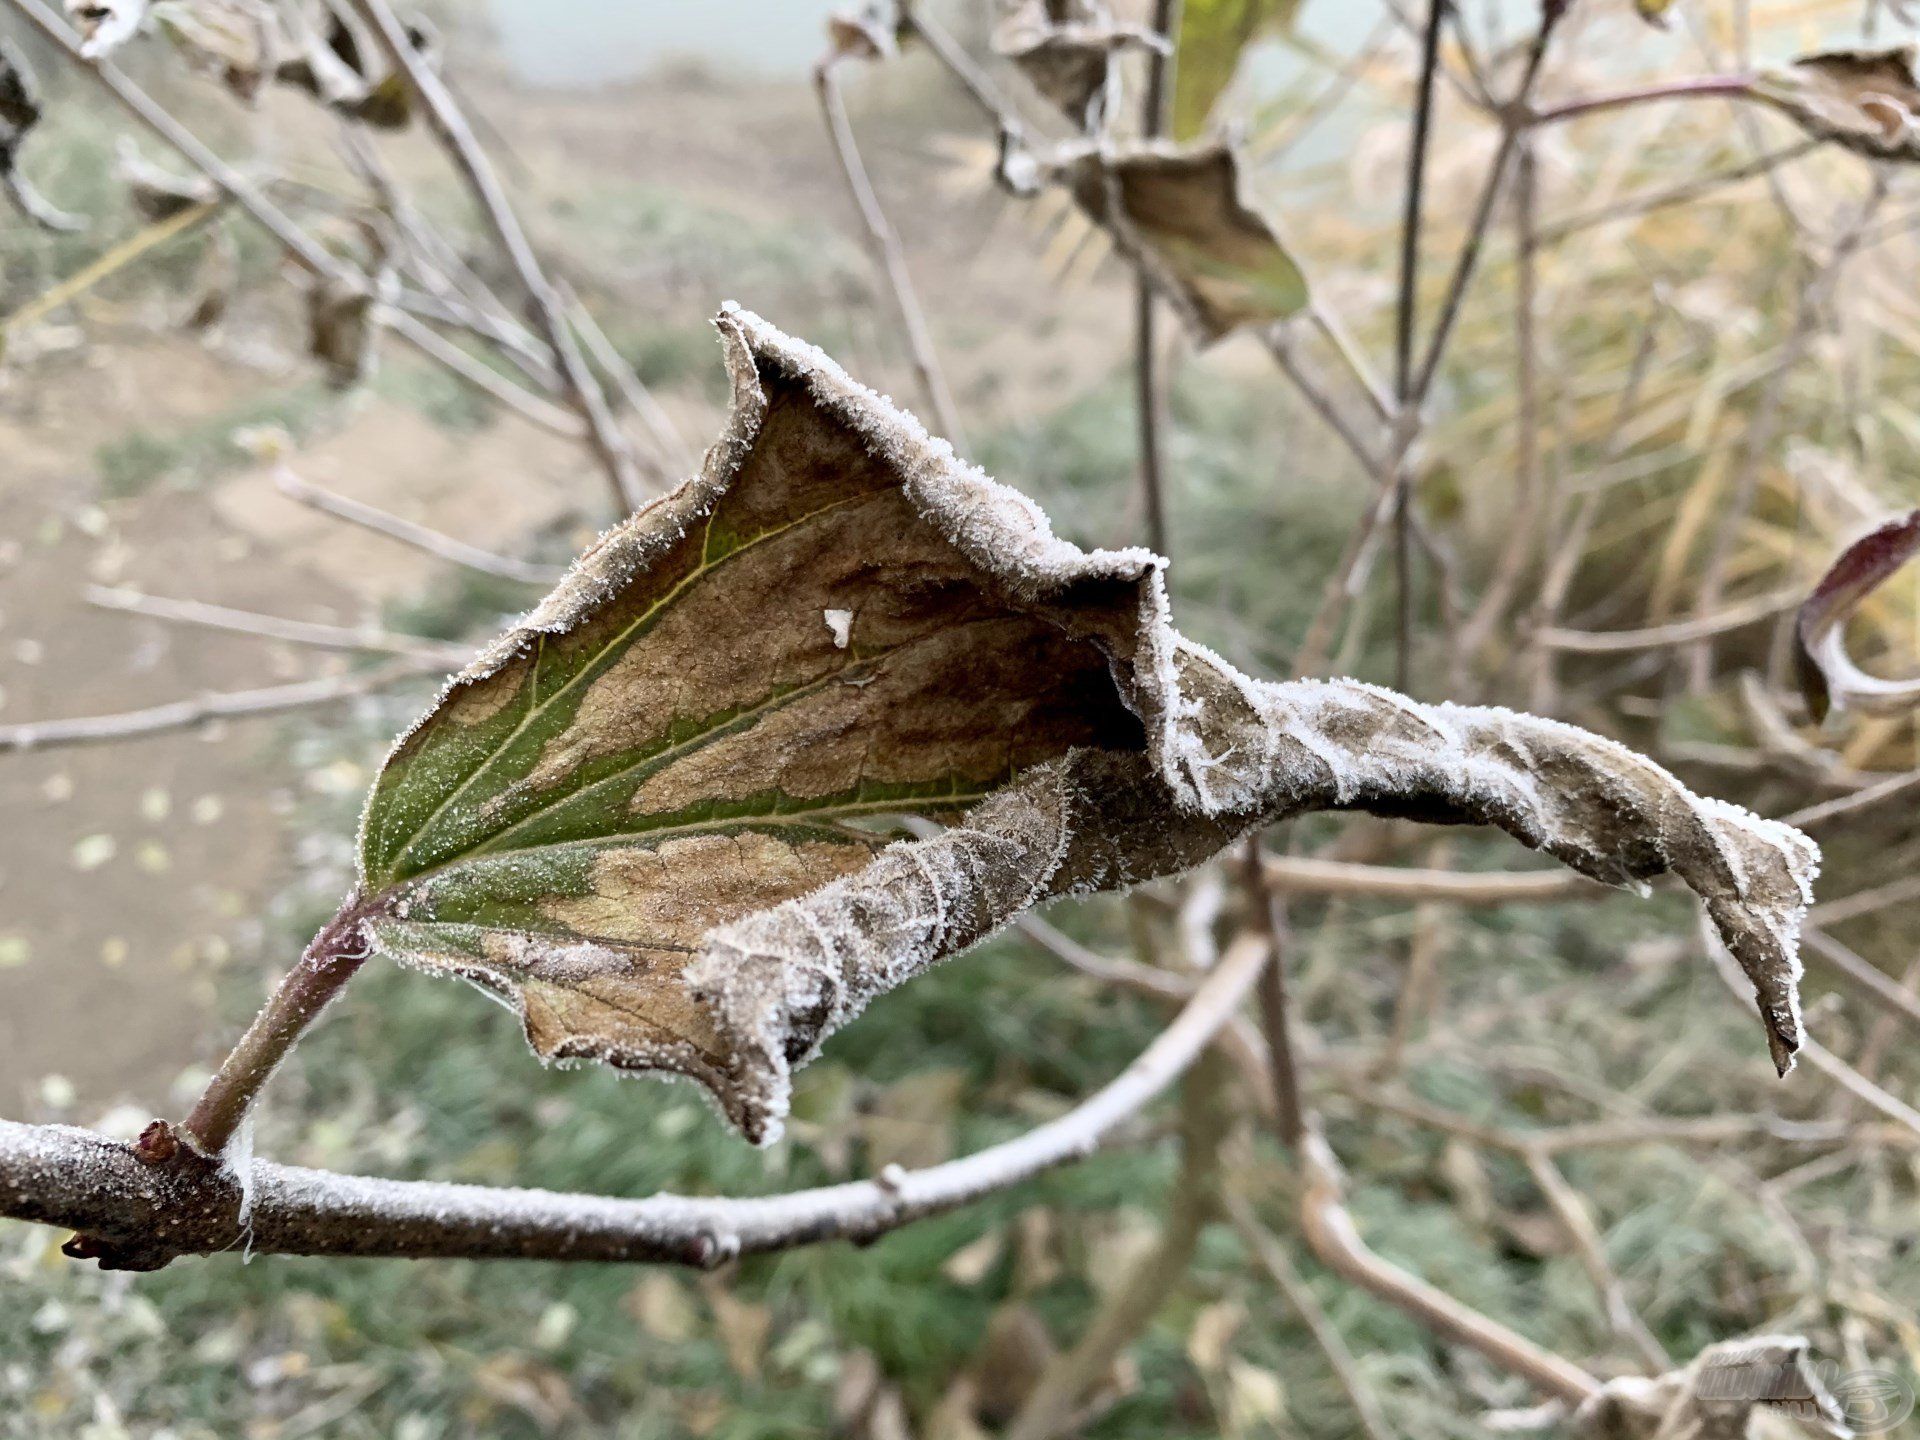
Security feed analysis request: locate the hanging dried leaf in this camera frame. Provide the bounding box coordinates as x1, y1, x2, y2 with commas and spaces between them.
304, 224, 393, 388
1631, 0, 1678, 28
1573, 1335, 1847, 1439
1010, 139, 1308, 343
150, 0, 278, 102
0, 39, 86, 234
992, 0, 1166, 128
1792, 508, 1920, 721
825, 1, 902, 63
273, 2, 431, 129
116, 138, 217, 222
354, 308, 1817, 1144
1754, 48, 1920, 163
66, 0, 149, 58
1169, 0, 1300, 141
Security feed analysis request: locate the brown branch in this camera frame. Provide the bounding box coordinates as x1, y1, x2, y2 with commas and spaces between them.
343, 0, 644, 512
1004, 1046, 1230, 1440
6, 925, 1271, 1270
1297, 1129, 1601, 1407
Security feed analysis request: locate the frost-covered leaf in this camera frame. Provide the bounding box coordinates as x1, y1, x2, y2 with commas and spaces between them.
1793, 508, 1920, 721
354, 308, 1818, 1144
1170, 0, 1300, 140
1012, 139, 1308, 343
1573, 1335, 1847, 1439
992, 0, 1166, 128
0, 39, 86, 234
1754, 48, 1920, 164
66, 0, 149, 58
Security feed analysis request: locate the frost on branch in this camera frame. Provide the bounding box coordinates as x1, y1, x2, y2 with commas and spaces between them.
355, 307, 1818, 1144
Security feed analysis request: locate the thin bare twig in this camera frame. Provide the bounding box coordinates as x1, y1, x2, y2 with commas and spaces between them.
1133, 0, 1180, 558
814, 52, 966, 449
1225, 1195, 1398, 1440
1265, 851, 1600, 905
1297, 1129, 1600, 1406
1005, 1048, 1230, 1440
345, 0, 645, 512
272, 466, 566, 586
0, 658, 444, 754
86, 586, 471, 665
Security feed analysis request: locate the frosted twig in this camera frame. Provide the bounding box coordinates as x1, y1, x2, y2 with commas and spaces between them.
86, 586, 471, 665
2, 930, 1270, 1269
1131, 0, 1178, 558
0, 658, 444, 753
343, 0, 645, 512
272, 467, 566, 586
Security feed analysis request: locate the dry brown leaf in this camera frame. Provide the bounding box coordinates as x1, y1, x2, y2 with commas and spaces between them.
1573, 1335, 1848, 1439
1756, 48, 1920, 163
354, 308, 1818, 1146
992, 0, 1167, 127
1007, 138, 1309, 343
0, 39, 85, 234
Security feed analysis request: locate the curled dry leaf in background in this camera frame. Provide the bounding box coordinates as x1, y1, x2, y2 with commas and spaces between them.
1013, 139, 1308, 344
353, 308, 1818, 1145
0, 38, 86, 234
274, 1, 431, 129
149, 0, 278, 102
1169, 0, 1301, 141
116, 138, 217, 222
1573, 1335, 1847, 1439
1754, 48, 1920, 164
65, 0, 148, 58
1632, 0, 1678, 27
1793, 508, 1920, 722
825, 1, 902, 64
992, 0, 1167, 128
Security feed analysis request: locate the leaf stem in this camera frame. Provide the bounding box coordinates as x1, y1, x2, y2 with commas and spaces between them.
1135, 0, 1181, 559
181, 895, 379, 1157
